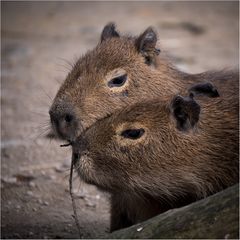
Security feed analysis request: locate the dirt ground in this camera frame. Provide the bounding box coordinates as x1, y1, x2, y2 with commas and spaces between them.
1, 1, 238, 239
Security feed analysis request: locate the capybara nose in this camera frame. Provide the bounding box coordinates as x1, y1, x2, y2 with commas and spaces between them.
49, 102, 78, 141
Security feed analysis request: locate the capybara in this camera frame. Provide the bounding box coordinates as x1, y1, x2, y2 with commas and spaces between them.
71, 83, 238, 231
49, 23, 239, 141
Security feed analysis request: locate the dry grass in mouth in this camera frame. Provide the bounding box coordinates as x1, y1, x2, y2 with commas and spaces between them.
61, 142, 82, 238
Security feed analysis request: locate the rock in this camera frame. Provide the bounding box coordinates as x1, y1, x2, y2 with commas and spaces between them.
107, 184, 239, 239
1, 176, 17, 184
85, 200, 96, 208
29, 181, 36, 187
27, 190, 33, 196
95, 194, 100, 200
43, 201, 49, 206
54, 165, 67, 173
73, 190, 87, 199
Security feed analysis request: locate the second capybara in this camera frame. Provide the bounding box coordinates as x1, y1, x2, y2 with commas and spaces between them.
71, 83, 239, 231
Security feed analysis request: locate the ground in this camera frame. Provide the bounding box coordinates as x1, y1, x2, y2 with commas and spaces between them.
1, 1, 238, 239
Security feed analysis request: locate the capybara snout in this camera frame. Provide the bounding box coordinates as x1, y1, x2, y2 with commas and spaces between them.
49, 99, 79, 141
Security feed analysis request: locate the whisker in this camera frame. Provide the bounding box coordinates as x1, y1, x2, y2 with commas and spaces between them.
54, 76, 64, 85
31, 123, 51, 133
57, 57, 75, 69
30, 110, 49, 117
62, 171, 79, 180
30, 128, 51, 143
39, 85, 53, 102
56, 63, 72, 72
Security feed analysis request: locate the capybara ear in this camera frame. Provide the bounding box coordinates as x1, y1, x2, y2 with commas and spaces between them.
188, 82, 220, 98
171, 95, 200, 132
135, 27, 160, 65
100, 22, 120, 42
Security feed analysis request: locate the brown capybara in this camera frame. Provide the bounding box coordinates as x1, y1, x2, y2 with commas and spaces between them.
71, 83, 239, 231
49, 23, 239, 142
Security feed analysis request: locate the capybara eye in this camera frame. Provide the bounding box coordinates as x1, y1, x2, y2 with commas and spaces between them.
108, 74, 127, 88
121, 128, 145, 140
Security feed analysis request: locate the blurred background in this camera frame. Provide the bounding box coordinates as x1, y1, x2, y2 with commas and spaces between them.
1, 1, 239, 239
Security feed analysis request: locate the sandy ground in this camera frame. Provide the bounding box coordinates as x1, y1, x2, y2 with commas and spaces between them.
1, 1, 238, 239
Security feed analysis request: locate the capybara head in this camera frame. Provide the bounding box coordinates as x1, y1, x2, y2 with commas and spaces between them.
72, 83, 236, 201
72, 96, 198, 194
49, 23, 181, 141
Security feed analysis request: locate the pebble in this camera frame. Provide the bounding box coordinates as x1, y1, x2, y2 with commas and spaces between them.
225, 234, 230, 239
43, 201, 49, 206
1, 177, 17, 184
95, 194, 100, 200
74, 191, 87, 199
137, 226, 143, 232
37, 199, 49, 206
32, 207, 37, 212
55, 159, 71, 173
85, 201, 96, 208
29, 181, 36, 187
54, 166, 67, 173
27, 190, 33, 196
49, 175, 56, 180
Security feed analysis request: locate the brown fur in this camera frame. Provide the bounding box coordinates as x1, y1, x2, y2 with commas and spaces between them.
50, 24, 239, 231
50, 24, 238, 141
72, 86, 239, 231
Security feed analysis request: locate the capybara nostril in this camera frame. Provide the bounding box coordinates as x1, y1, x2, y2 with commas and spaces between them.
49, 102, 78, 141
65, 114, 74, 123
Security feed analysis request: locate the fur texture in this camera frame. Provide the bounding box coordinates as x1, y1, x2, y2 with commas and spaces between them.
72, 85, 238, 231
50, 24, 239, 231
50, 24, 185, 139
50, 24, 238, 141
